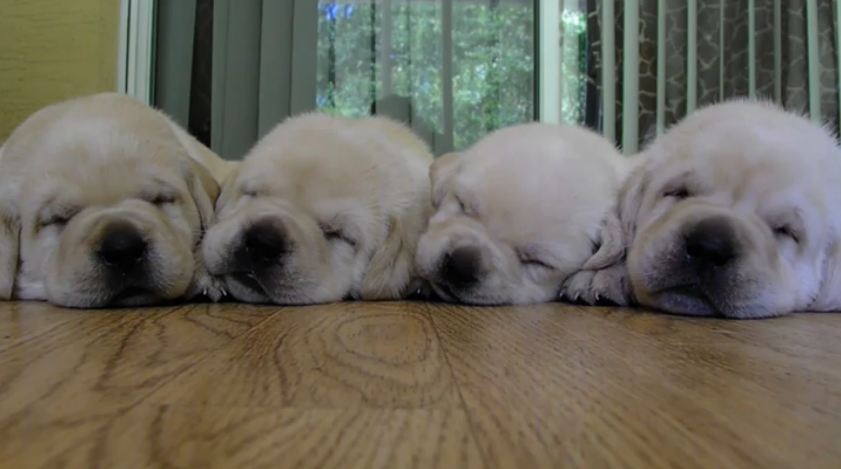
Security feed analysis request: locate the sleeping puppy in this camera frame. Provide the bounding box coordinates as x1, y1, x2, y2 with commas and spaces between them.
0, 93, 227, 307
415, 123, 629, 305
610, 100, 841, 318
201, 113, 433, 304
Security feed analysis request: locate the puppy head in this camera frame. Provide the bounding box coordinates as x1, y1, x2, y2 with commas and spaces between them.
0, 93, 218, 307
623, 101, 841, 318
416, 124, 627, 305
202, 114, 431, 304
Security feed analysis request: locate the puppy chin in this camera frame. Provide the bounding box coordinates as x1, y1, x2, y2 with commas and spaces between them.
44, 259, 191, 308
223, 273, 273, 304
426, 280, 461, 303
46, 280, 183, 308
631, 246, 772, 318
642, 288, 717, 316
108, 288, 166, 307
15, 278, 47, 301
223, 270, 339, 305
426, 279, 505, 305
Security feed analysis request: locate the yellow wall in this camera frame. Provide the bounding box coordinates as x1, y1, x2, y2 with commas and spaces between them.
0, 0, 120, 142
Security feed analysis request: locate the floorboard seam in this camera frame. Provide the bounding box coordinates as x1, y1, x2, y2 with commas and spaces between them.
423, 303, 492, 469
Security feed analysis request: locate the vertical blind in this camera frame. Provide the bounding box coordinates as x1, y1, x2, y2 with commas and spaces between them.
148, 0, 841, 159
590, 0, 841, 153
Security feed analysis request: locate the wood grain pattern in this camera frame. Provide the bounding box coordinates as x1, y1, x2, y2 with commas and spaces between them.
0, 303, 268, 467
430, 304, 841, 468
57, 406, 483, 469
147, 302, 459, 409
0, 301, 839, 468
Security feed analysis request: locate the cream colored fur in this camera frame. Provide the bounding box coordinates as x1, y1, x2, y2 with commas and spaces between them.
612, 100, 841, 318
0, 93, 224, 307
201, 113, 433, 304
415, 123, 629, 305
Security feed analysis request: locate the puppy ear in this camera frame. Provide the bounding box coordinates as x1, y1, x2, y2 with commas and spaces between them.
182, 158, 221, 232
213, 166, 241, 213
360, 202, 430, 300
617, 159, 648, 247
180, 158, 229, 302
581, 211, 624, 271
430, 152, 461, 208
810, 239, 841, 311
0, 145, 19, 299
0, 202, 20, 300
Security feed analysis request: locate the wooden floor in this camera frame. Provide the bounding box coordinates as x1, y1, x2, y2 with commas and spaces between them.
0, 302, 840, 468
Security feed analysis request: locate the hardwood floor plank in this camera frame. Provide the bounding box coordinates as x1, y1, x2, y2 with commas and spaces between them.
428, 304, 841, 469
33, 405, 485, 469
1, 301, 839, 468
147, 302, 459, 410
0, 301, 90, 350
581, 308, 841, 412
0, 303, 271, 463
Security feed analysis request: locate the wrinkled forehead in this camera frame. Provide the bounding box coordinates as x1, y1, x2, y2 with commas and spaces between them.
238, 153, 383, 205
22, 151, 184, 210
650, 139, 829, 212
455, 157, 596, 240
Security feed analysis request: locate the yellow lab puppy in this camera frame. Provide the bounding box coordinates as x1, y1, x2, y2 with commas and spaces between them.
588, 101, 841, 318
202, 113, 433, 304
0, 93, 230, 307
415, 123, 629, 305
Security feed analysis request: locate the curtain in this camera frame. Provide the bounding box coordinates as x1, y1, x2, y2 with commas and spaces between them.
315, 0, 537, 154
154, 1, 841, 160
584, 0, 841, 153
155, 0, 537, 160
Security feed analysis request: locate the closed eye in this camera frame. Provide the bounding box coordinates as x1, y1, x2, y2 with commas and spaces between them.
40, 214, 70, 228
773, 224, 800, 244
149, 193, 178, 206
455, 195, 468, 213
662, 186, 690, 199
454, 194, 477, 216
38, 207, 80, 231
320, 223, 357, 248
518, 255, 555, 271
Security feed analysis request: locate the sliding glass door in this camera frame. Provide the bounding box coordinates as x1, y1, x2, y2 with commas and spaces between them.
146, 0, 841, 159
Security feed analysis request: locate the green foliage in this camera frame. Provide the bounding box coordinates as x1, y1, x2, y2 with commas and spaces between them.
316, 1, 586, 151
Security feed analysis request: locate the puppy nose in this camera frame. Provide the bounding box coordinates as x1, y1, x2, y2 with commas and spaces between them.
441, 246, 481, 288
242, 219, 287, 268
684, 218, 738, 269
98, 223, 147, 270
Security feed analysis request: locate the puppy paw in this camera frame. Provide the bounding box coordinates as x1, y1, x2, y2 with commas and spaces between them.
185, 243, 228, 302
561, 264, 632, 306
187, 264, 228, 302
561, 270, 597, 304
589, 264, 631, 306
202, 276, 228, 302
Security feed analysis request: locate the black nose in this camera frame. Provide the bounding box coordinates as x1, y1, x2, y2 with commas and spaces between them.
684, 217, 739, 270
440, 246, 482, 288
98, 223, 147, 271
240, 219, 287, 268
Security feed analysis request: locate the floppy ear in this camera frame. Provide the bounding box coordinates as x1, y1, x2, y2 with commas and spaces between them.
0, 203, 20, 300
581, 211, 624, 271
561, 159, 644, 306
213, 166, 241, 213
430, 152, 461, 208
182, 158, 220, 232
359, 200, 431, 300
809, 239, 841, 311
561, 211, 633, 306
616, 159, 648, 247
0, 145, 19, 299
181, 158, 230, 302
